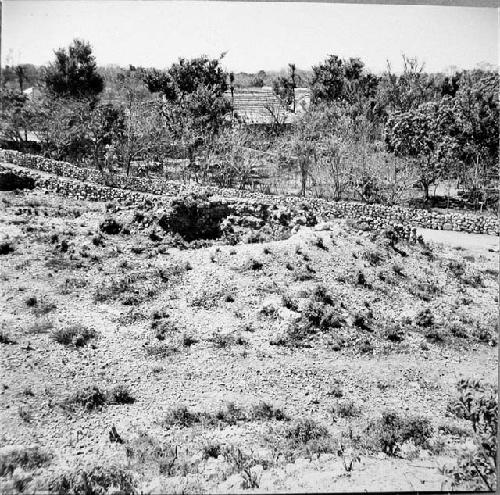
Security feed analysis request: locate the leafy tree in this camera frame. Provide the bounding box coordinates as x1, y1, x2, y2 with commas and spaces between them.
45, 39, 104, 99
143, 55, 232, 172
375, 55, 439, 117
385, 99, 460, 200
310, 55, 376, 107
0, 90, 33, 146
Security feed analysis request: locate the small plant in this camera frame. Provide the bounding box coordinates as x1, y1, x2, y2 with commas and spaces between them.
151, 319, 178, 341
51, 324, 97, 347
164, 406, 201, 428
0, 241, 15, 255
0, 330, 16, 345
414, 308, 434, 328
312, 236, 327, 251
263, 246, 272, 255
250, 401, 288, 421
0, 446, 52, 477
367, 411, 434, 457
330, 400, 362, 420
107, 385, 135, 405
382, 325, 404, 342
48, 464, 136, 494
211, 332, 235, 348
18, 406, 33, 423
27, 319, 53, 335
249, 258, 263, 270
446, 379, 497, 490
32, 300, 56, 317
182, 334, 198, 347
202, 443, 222, 460
62, 386, 107, 411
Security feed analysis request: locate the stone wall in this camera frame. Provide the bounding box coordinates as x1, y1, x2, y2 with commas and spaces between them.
0, 149, 498, 235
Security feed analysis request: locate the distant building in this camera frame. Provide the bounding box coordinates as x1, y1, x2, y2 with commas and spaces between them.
229, 87, 310, 125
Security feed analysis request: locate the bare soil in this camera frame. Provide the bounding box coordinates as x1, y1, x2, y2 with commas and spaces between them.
0, 189, 497, 493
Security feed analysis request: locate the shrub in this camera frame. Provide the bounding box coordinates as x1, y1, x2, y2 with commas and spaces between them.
107, 385, 135, 405
0, 241, 15, 255
48, 464, 136, 495
330, 400, 362, 420
151, 319, 178, 341
270, 418, 336, 461
99, 218, 122, 235
164, 406, 202, 428
63, 386, 107, 411
447, 379, 497, 490
362, 249, 384, 266
367, 411, 434, 456
0, 330, 16, 345
382, 325, 404, 342
250, 402, 288, 421
202, 443, 222, 460
51, 324, 97, 347
414, 308, 434, 328
0, 446, 52, 477
424, 327, 445, 343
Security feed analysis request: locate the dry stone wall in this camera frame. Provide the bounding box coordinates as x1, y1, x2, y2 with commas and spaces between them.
0, 149, 498, 235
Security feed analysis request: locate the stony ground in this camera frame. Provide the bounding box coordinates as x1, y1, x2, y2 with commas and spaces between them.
0, 188, 498, 493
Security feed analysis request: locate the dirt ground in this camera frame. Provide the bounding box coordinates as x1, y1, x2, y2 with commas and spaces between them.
0, 189, 498, 493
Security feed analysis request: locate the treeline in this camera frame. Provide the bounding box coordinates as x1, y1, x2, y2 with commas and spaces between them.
1, 39, 498, 207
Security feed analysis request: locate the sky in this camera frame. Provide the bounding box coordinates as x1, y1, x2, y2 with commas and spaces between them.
2, 1, 498, 74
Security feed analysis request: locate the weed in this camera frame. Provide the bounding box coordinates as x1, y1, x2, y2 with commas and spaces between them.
270, 418, 336, 461
312, 236, 328, 251
0, 446, 52, 477
182, 334, 199, 347
151, 319, 177, 341
107, 385, 135, 405
27, 319, 53, 335
0, 241, 15, 255
330, 400, 362, 420
424, 327, 445, 343
164, 406, 201, 428
211, 332, 235, 348
446, 379, 497, 490
62, 386, 107, 411
366, 411, 434, 456
281, 294, 299, 312
32, 300, 56, 317
415, 308, 434, 328
250, 402, 288, 421
48, 464, 136, 494
202, 443, 222, 460
144, 342, 179, 358
382, 325, 404, 342
0, 330, 16, 345
363, 249, 384, 266
51, 324, 97, 347
18, 406, 32, 423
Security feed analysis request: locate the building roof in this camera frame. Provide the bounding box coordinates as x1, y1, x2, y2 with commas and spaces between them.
230, 87, 310, 125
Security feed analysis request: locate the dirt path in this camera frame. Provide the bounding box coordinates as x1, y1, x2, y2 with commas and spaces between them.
417, 228, 499, 257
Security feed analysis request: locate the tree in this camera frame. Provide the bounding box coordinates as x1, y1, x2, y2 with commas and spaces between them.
45, 39, 104, 99
0, 90, 34, 146
272, 63, 297, 111
310, 55, 374, 106
144, 55, 232, 174
385, 99, 459, 200
375, 55, 439, 117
